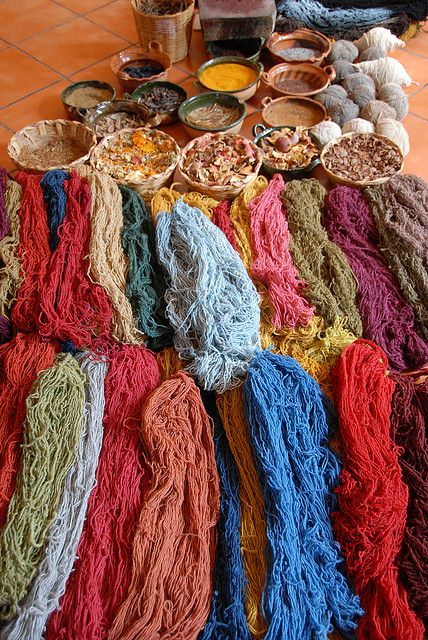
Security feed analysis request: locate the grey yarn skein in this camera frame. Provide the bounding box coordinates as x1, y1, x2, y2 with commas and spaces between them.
0, 353, 107, 640
156, 198, 261, 393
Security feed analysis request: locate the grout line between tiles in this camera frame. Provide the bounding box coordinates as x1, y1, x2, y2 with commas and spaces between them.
51, 0, 117, 16
408, 111, 428, 123
0, 121, 15, 133
0, 79, 64, 112
64, 43, 136, 78
83, 14, 136, 46
10, 44, 70, 81
1, 14, 77, 47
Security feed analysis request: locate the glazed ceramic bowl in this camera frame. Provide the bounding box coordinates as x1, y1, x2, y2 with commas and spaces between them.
266, 29, 331, 66
196, 56, 264, 102
129, 81, 187, 124
178, 92, 247, 138
83, 99, 161, 138
61, 81, 116, 121
262, 62, 335, 98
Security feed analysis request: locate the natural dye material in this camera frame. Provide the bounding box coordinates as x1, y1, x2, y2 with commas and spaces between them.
322, 134, 402, 182
283, 178, 362, 336
136, 85, 185, 112
40, 170, 68, 250
186, 103, 241, 129
332, 340, 425, 640
94, 112, 148, 138
199, 390, 251, 640
275, 77, 314, 94
249, 173, 314, 329
365, 175, 428, 339
0, 180, 22, 318
199, 62, 258, 91
0, 354, 85, 622
390, 373, 428, 629
156, 199, 260, 393
0, 333, 57, 529
120, 185, 173, 349
17, 139, 88, 171
245, 350, 362, 639
122, 60, 164, 78
324, 186, 428, 371
109, 372, 220, 640
211, 200, 239, 251
65, 85, 113, 108
277, 46, 322, 61
0, 353, 107, 640
0, 169, 9, 240
78, 167, 141, 344
258, 127, 319, 170
217, 387, 267, 639
46, 344, 160, 640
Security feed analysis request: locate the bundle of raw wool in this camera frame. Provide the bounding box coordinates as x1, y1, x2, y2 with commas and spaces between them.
282, 178, 362, 336
0, 353, 107, 640
310, 120, 342, 146
377, 82, 409, 119
358, 45, 387, 61
341, 71, 376, 94
328, 98, 359, 126
109, 372, 220, 640
156, 199, 261, 393
354, 26, 405, 53
324, 185, 428, 371
376, 117, 410, 155
245, 350, 362, 638
360, 98, 397, 123
0, 179, 22, 318
316, 84, 348, 110
326, 39, 359, 63
332, 340, 425, 640
353, 57, 413, 87
0, 354, 85, 622
331, 59, 358, 83
365, 174, 428, 340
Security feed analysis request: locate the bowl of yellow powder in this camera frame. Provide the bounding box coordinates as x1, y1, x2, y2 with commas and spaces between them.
196, 56, 263, 102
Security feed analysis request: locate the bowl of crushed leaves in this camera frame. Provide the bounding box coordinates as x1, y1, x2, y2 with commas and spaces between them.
253, 123, 321, 178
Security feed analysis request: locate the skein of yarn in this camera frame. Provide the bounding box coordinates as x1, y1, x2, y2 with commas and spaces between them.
151, 185, 219, 220
353, 57, 413, 87
156, 199, 261, 393
282, 178, 362, 336
331, 59, 358, 83
46, 343, 160, 640
0, 354, 85, 622
326, 39, 359, 63
245, 350, 362, 639
316, 84, 348, 110
310, 120, 342, 146
229, 176, 268, 270
328, 98, 359, 126
40, 170, 69, 250
249, 173, 314, 329
354, 27, 405, 53
358, 45, 387, 61
360, 99, 397, 123
377, 83, 409, 120
376, 117, 410, 155
211, 200, 239, 252
390, 373, 428, 629
332, 339, 425, 640
341, 72, 376, 95
109, 372, 220, 640
324, 186, 428, 371
0, 353, 107, 640
120, 185, 173, 350
342, 117, 374, 133
0, 333, 57, 528
347, 84, 376, 108
199, 389, 250, 640
0, 179, 22, 318
0, 169, 9, 240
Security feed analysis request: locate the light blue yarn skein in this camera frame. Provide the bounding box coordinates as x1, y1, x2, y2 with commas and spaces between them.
156, 199, 261, 393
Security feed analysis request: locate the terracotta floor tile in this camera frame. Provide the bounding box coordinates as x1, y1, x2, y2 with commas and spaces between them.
0, 80, 71, 131
86, 0, 138, 44
240, 110, 263, 140
389, 49, 428, 91
0, 40, 9, 51
403, 114, 428, 180
177, 76, 199, 99
176, 30, 207, 74
0, 124, 16, 172
19, 17, 128, 76
0, 47, 61, 108
69, 58, 124, 97
402, 28, 428, 58
53, 0, 114, 14
168, 66, 191, 84
409, 85, 428, 120
159, 122, 191, 149
0, 0, 75, 44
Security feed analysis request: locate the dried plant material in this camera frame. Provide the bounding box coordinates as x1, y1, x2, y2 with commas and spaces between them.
259, 126, 319, 171
94, 112, 148, 138
18, 139, 88, 170
136, 85, 184, 112
133, 0, 188, 15
186, 103, 241, 129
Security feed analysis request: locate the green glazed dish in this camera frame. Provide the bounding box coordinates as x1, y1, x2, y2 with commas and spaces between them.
129, 81, 187, 124
178, 92, 246, 138
61, 80, 116, 121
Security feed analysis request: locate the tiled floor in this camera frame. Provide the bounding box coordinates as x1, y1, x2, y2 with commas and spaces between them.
0, 2, 427, 179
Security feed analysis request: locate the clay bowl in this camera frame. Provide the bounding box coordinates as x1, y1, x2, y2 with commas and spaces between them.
196, 56, 264, 102
178, 92, 246, 139
83, 99, 161, 139
110, 42, 171, 93
261, 95, 328, 128
266, 28, 331, 66
262, 62, 335, 98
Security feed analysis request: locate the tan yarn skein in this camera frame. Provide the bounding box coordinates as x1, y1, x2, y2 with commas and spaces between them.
0, 180, 23, 316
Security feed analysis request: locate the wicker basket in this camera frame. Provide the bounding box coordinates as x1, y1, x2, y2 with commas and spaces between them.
110, 42, 171, 93
320, 132, 404, 186
178, 133, 263, 199
132, 0, 194, 63
7, 119, 97, 173
90, 127, 181, 199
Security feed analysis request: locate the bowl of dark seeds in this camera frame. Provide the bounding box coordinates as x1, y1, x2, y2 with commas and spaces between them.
111, 42, 172, 92
130, 81, 187, 124
267, 28, 331, 66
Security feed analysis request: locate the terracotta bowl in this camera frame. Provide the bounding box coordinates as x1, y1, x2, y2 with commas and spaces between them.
266, 28, 331, 66
110, 42, 171, 93
262, 62, 335, 98
261, 95, 328, 128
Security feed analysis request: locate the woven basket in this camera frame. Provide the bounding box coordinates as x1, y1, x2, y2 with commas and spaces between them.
178, 133, 263, 200
90, 127, 181, 199
7, 119, 97, 173
132, 0, 194, 63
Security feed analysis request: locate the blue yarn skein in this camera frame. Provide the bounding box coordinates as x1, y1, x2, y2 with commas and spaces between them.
199, 389, 251, 640
40, 170, 69, 250
156, 199, 260, 393
244, 350, 362, 640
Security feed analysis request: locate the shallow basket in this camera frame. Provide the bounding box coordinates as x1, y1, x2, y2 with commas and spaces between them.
110, 42, 171, 93
131, 0, 194, 63
90, 127, 181, 199
320, 132, 404, 186
178, 133, 263, 199
7, 119, 97, 173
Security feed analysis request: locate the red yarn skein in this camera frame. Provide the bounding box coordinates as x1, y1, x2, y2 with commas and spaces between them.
212, 200, 239, 251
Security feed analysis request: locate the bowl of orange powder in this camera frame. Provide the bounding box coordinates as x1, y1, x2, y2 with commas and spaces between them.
196, 56, 263, 102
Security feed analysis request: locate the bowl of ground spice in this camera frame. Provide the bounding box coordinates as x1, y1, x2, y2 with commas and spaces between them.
61, 81, 116, 121
130, 81, 187, 124
266, 29, 331, 66
196, 56, 263, 102
262, 62, 335, 98
111, 42, 171, 92
178, 92, 246, 138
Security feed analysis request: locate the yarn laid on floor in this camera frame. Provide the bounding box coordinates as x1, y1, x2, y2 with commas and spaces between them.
324, 185, 428, 371
0, 179, 22, 318
109, 372, 220, 640
78, 167, 141, 344
40, 170, 69, 250
332, 339, 425, 640
0, 317, 11, 343
229, 177, 268, 270
0, 168, 9, 240
0, 353, 107, 640
365, 175, 428, 340
0, 354, 85, 622
249, 173, 314, 329
282, 178, 363, 336
217, 387, 267, 640
46, 343, 160, 640
199, 389, 251, 640
150, 185, 219, 221
245, 350, 362, 639
120, 185, 173, 350
156, 199, 260, 393
212, 200, 239, 252
0, 333, 57, 529
389, 373, 428, 629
